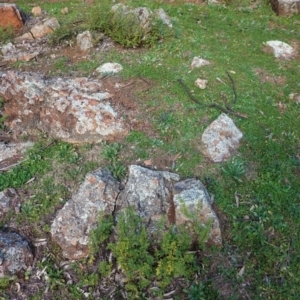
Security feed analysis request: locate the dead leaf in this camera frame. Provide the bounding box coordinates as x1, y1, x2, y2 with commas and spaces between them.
237, 265, 245, 277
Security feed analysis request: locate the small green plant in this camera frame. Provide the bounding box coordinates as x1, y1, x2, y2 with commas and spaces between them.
49, 26, 76, 46
89, 3, 167, 48
102, 143, 126, 180
0, 276, 10, 290
221, 157, 246, 183
108, 208, 154, 295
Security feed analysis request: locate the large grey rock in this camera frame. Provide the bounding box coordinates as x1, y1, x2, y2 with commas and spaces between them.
0, 231, 33, 276
173, 179, 222, 246
270, 0, 300, 16
201, 113, 243, 162
117, 165, 180, 229
0, 71, 128, 143
51, 169, 120, 259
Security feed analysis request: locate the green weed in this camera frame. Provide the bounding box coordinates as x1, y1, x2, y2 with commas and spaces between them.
0, 26, 14, 44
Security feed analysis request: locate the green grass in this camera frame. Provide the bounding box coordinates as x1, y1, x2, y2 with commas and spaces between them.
1, 0, 300, 298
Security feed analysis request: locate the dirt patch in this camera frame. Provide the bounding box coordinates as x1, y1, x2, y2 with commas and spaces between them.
253, 68, 286, 85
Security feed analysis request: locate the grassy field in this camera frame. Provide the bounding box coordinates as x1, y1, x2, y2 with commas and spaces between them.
1, 0, 300, 299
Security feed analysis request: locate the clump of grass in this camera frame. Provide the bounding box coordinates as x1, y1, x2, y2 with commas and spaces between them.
0, 26, 14, 44
222, 157, 246, 183
89, 2, 168, 48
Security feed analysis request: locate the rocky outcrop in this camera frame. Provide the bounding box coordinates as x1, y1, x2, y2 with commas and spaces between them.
51, 165, 222, 259
0, 4, 25, 30
0, 231, 33, 276
51, 169, 120, 259
270, 0, 300, 16
0, 71, 128, 143
201, 113, 243, 162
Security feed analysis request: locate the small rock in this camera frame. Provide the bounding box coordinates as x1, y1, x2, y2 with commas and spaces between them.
0, 231, 33, 276
270, 0, 300, 16
0, 188, 20, 217
195, 78, 208, 89
96, 63, 123, 74
155, 8, 172, 28
30, 18, 60, 39
265, 40, 294, 59
191, 57, 210, 69
14, 32, 34, 42
76, 31, 93, 52
31, 6, 42, 16
61, 7, 69, 15
289, 93, 300, 104
201, 113, 243, 162
1, 42, 16, 56
0, 3, 25, 30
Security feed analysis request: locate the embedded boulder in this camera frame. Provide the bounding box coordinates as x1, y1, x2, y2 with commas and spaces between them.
265, 40, 295, 59
0, 71, 128, 143
0, 231, 33, 276
201, 113, 243, 162
117, 165, 180, 230
51, 169, 120, 260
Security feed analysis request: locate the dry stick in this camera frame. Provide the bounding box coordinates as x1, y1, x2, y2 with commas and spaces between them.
177, 79, 248, 118
226, 70, 237, 104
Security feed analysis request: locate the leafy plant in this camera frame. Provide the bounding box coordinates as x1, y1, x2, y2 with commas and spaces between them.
222, 157, 247, 183
0, 26, 14, 44
102, 143, 126, 180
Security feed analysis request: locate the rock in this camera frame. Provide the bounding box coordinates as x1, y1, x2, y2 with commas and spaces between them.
154, 8, 172, 28
76, 31, 93, 52
14, 32, 34, 42
61, 7, 69, 15
265, 40, 295, 59
30, 18, 60, 39
96, 63, 123, 75
195, 78, 208, 89
207, 0, 225, 3
173, 179, 222, 246
111, 4, 172, 36
0, 141, 33, 165
0, 188, 20, 217
51, 169, 120, 259
117, 165, 180, 230
31, 6, 42, 16
270, 0, 300, 16
289, 93, 300, 104
0, 71, 128, 143
0, 3, 25, 30
1, 42, 16, 56
201, 113, 243, 162
0, 231, 33, 276
191, 57, 210, 69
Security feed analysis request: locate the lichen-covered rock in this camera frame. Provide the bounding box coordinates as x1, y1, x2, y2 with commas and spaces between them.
0, 231, 33, 276
77, 31, 93, 51
0, 188, 20, 217
191, 57, 210, 69
30, 18, 60, 39
173, 179, 222, 246
0, 71, 128, 143
117, 165, 180, 229
201, 113, 243, 162
265, 40, 295, 59
51, 169, 120, 259
96, 63, 123, 75
270, 0, 300, 16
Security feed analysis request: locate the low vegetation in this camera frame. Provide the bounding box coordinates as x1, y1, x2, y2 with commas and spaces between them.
1, 0, 300, 299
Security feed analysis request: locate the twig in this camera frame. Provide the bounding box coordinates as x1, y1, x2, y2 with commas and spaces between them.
177, 79, 248, 118
226, 70, 237, 104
